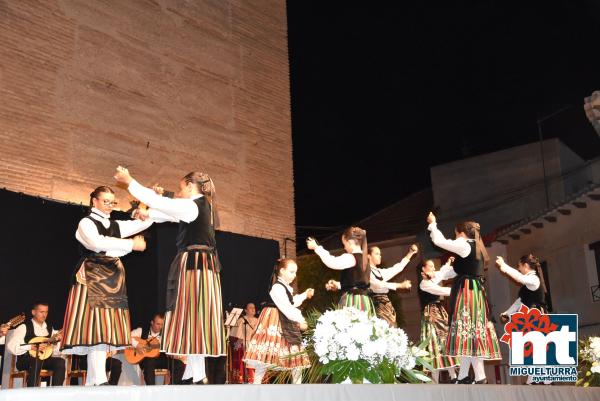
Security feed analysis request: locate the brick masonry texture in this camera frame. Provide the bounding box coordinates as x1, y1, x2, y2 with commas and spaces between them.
0, 0, 295, 253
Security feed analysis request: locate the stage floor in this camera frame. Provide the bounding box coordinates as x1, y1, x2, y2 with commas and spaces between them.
1, 384, 599, 401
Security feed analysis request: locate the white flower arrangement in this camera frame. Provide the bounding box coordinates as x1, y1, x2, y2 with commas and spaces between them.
311, 307, 430, 383
577, 336, 600, 387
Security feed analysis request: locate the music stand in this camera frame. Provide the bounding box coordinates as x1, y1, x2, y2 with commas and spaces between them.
225, 308, 243, 328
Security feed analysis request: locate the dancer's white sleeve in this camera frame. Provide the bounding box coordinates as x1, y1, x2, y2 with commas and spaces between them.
270, 286, 305, 323
428, 223, 471, 258
379, 257, 411, 281
314, 246, 356, 270
419, 279, 451, 297
128, 179, 199, 223
499, 262, 540, 291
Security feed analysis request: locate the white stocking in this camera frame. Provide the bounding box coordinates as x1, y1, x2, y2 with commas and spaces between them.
472, 357, 486, 382
182, 355, 206, 383
253, 365, 267, 384
85, 350, 108, 386
291, 368, 302, 384
457, 357, 472, 380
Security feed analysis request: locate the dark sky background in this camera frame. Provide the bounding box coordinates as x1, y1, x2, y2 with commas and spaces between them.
287, 1, 600, 239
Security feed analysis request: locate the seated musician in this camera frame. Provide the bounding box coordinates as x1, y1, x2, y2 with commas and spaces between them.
131, 313, 185, 385
6, 302, 65, 387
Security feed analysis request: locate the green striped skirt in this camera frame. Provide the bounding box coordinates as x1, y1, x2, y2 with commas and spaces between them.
338, 292, 376, 317
446, 277, 502, 360
161, 248, 226, 356
420, 303, 458, 370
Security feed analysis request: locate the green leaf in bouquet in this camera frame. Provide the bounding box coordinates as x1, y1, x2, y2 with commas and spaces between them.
413, 372, 433, 383
416, 356, 435, 373
349, 366, 363, 383
399, 368, 430, 384
379, 363, 397, 383
417, 335, 432, 350
365, 367, 382, 384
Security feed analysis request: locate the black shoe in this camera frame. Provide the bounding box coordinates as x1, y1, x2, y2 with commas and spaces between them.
474, 378, 487, 384
456, 377, 474, 384
449, 378, 458, 384
98, 382, 110, 386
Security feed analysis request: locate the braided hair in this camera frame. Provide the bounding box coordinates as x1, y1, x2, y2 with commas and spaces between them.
342, 226, 368, 272
455, 221, 489, 265
182, 171, 219, 227
519, 254, 548, 295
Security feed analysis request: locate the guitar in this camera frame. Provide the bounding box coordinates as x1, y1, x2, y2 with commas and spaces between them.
28, 330, 63, 360
1, 313, 26, 333
124, 336, 161, 364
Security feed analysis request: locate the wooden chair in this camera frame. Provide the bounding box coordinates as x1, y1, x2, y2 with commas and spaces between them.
155, 369, 171, 385
139, 368, 171, 385
65, 355, 87, 386
8, 354, 53, 388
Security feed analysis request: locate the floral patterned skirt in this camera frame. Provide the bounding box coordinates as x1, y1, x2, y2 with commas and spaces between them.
243, 307, 310, 371
446, 277, 502, 359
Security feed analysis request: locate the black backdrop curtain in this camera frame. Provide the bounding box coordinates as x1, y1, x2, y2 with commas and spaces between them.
0, 188, 279, 331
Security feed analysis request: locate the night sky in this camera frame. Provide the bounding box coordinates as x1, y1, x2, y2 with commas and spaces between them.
288, 1, 600, 240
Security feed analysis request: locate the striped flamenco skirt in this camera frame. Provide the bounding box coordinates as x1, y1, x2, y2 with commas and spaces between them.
243, 307, 310, 371
420, 303, 458, 370
446, 277, 502, 360
61, 283, 131, 353
161, 248, 226, 356
339, 292, 376, 317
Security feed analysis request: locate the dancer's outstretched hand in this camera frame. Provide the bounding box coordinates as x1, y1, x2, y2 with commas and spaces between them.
114, 166, 133, 185
132, 208, 149, 221
495, 256, 505, 267
427, 212, 436, 224
443, 256, 455, 267
397, 280, 412, 291
132, 235, 146, 251
325, 279, 340, 292
152, 183, 165, 195
306, 237, 318, 250
305, 288, 315, 299
299, 322, 308, 331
